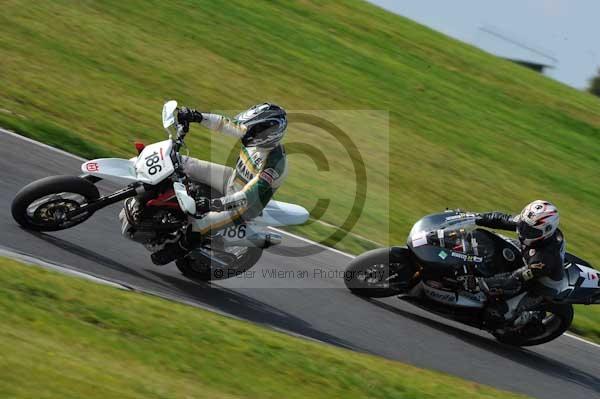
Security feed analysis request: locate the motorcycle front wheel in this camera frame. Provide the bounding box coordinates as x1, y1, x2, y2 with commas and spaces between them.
11, 175, 100, 231
344, 247, 418, 298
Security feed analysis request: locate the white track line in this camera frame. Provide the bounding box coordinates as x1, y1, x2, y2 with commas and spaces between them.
2, 128, 599, 350
564, 332, 600, 349
268, 227, 356, 259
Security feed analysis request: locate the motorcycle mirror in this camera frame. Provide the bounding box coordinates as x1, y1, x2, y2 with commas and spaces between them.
162, 100, 178, 129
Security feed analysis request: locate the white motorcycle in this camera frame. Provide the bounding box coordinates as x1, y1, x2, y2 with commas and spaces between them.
11, 101, 309, 280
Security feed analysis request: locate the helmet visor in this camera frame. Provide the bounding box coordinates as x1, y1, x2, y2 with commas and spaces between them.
517, 221, 543, 240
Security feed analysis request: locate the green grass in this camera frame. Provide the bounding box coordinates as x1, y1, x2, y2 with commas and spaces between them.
0, 257, 529, 399
1, 1, 599, 339
572, 305, 600, 343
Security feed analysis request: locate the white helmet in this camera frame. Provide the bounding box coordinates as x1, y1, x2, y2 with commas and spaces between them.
517, 200, 559, 245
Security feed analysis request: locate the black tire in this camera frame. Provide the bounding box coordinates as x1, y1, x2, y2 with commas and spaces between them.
344, 247, 417, 298
494, 303, 574, 347
11, 175, 100, 231
176, 247, 263, 281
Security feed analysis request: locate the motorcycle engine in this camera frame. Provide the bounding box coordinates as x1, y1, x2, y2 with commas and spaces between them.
119, 198, 186, 251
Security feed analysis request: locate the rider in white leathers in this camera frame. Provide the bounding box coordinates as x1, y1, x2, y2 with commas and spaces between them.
150, 103, 288, 265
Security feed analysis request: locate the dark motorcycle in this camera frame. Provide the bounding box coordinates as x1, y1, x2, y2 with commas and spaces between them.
344, 210, 600, 346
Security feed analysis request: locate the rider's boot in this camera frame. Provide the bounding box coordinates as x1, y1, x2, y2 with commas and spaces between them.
511, 294, 544, 327
482, 297, 510, 327
478, 275, 521, 327
513, 311, 540, 327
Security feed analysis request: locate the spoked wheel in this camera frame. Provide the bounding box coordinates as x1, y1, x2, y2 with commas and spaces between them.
493, 304, 573, 346
344, 247, 418, 298
176, 245, 263, 281
11, 176, 100, 231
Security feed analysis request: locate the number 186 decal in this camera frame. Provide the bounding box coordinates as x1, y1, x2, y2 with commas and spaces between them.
144, 151, 162, 175
223, 224, 247, 239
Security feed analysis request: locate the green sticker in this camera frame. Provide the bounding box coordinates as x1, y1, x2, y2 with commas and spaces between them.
438, 250, 448, 260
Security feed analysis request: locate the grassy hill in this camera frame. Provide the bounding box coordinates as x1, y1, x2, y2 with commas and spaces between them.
0, 257, 529, 399
1, 1, 599, 339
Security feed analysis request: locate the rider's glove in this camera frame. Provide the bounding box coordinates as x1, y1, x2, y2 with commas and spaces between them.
210, 198, 224, 212
177, 107, 203, 123
195, 198, 225, 215
177, 107, 203, 133
195, 197, 211, 214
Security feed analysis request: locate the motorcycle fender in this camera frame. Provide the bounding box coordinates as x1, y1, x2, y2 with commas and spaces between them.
81, 158, 138, 184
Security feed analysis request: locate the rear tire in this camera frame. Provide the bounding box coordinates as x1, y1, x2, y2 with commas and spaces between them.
176, 247, 263, 281
11, 175, 100, 231
344, 247, 417, 298
493, 303, 573, 346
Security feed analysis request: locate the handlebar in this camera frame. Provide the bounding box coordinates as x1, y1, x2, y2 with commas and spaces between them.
168, 123, 188, 182
172, 123, 187, 149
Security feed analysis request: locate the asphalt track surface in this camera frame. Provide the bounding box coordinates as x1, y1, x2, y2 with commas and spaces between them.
0, 129, 598, 399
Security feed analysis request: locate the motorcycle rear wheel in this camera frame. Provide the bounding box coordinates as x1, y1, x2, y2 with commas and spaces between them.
493, 303, 573, 346
11, 175, 100, 231
344, 247, 417, 298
